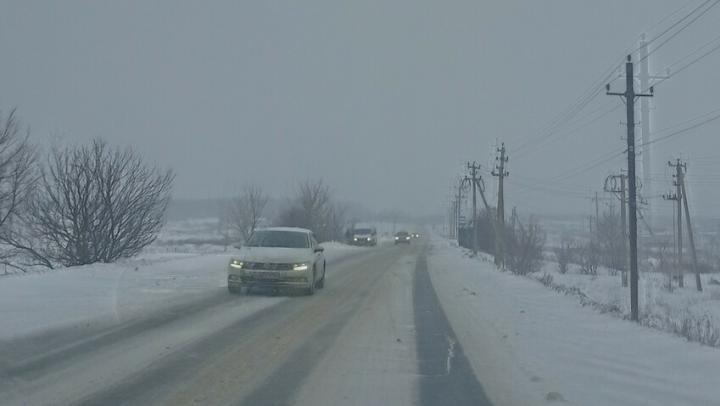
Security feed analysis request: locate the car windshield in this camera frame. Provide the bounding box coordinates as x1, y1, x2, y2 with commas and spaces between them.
354, 228, 373, 234
245, 230, 309, 248
396, 232, 409, 236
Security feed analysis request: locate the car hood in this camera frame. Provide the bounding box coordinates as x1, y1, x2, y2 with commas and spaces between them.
353, 234, 373, 238
234, 247, 314, 264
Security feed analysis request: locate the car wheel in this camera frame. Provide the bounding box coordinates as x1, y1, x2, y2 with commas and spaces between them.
306, 269, 316, 295
317, 262, 326, 289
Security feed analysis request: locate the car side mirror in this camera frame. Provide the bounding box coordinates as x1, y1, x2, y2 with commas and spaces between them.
314, 246, 324, 253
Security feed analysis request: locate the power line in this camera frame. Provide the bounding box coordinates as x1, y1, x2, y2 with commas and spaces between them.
514, 101, 622, 159
637, 0, 713, 53
639, 110, 720, 148
639, 0, 720, 63
649, 33, 720, 90
552, 149, 626, 182
512, 2, 714, 157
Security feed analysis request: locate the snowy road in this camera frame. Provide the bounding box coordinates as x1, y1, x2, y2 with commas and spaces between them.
5, 235, 718, 405
0, 240, 491, 406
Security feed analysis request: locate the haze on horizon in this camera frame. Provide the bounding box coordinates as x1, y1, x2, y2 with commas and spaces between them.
2, 1, 720, 218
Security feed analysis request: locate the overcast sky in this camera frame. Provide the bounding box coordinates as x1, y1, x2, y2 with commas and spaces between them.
2, 1, 720, 218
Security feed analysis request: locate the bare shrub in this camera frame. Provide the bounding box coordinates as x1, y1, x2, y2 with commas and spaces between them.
230, 185, 269, 242
539, 272, 554, 287
506, 218, 545, 275
554, 239, 575, 274
12, 139, 173, 267
579, 241, 600, 276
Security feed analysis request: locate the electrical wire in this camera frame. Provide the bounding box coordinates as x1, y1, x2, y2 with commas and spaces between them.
639, 0, 720, 63
649, 34, 720, 90
513, 101, 622, 160
552, 149, 626, 182
639, 110, 720, 149
511, 1, 715, 158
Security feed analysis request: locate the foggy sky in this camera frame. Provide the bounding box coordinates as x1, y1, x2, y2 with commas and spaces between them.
2, 1, 720, 218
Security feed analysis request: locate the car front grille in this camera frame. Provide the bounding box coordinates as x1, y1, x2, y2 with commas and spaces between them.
244, 262, 294, 271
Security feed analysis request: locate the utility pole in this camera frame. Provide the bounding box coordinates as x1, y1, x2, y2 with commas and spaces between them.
447, 187, 453, 239
590, 191, 600, 231
607, 55, 654, 322
510, 206, 518, 231
639, 35, 653, 228
457, 176, 469, 243
680, 169, 702, 291
466, 162, 483, 256
638, 34, 670, 229
666, 159, 685, 288
492, 143, 509, 268
605, 173, 628, 287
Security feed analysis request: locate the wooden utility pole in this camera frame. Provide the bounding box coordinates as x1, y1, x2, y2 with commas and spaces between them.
605, 173, 628, 287
492, 143, 509, 268
592, 191, 600, 231
680, 173, 703, 291
607, 55, 654, 322
666, 159, 685, 287
466, 162, 482, 256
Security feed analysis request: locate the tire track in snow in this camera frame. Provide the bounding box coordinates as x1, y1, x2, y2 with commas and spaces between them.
413, 249, 492, 406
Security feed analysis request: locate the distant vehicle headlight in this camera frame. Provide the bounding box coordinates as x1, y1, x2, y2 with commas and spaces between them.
395, 236, 399, 240
230, 259, 244, 269
293, 262, 310, 271
354, 237, 358, 241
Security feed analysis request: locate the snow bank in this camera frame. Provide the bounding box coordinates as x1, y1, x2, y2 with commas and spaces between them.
0, 253, 231, 341
427, 235, 720, 406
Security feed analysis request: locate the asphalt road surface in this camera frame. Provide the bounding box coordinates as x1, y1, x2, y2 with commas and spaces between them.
0, 240, 492, 406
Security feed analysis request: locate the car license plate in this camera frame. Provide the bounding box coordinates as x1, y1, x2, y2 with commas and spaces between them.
251, 272, 280, 280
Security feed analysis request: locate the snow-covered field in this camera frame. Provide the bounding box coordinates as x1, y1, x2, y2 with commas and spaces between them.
428, 235, 720, 406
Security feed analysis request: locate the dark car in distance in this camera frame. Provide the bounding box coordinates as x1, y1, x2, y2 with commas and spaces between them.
394, 231, 411, 244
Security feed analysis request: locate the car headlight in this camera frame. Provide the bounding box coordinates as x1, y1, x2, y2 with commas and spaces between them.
354, 237, 358, 241
293, 262, 310, 271
395, 236, 399, 240
230, 259, 244, 269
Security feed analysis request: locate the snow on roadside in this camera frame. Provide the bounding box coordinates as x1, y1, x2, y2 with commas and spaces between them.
528, 258, 720, 348
0, 253, 231, 341
0, 242, 363, 341
427, 235, 720, 406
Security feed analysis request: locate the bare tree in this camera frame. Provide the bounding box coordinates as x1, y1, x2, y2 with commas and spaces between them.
275, 179, 348, 242
276, 179, 329, 238
12, 139, 173, 267
327, 202, 349, 242
0, 109, 40, 270
506, 217, 545, 275
595, 206, 624, 273
230, 185, 269, 242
